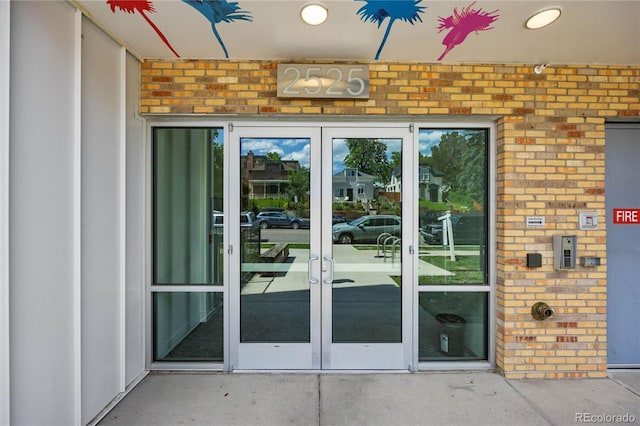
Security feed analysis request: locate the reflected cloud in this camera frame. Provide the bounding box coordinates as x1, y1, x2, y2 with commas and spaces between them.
419, 130, 444, 155
241, 139, 284, 155
333, 139, 349, 173
283, 143, 311, 168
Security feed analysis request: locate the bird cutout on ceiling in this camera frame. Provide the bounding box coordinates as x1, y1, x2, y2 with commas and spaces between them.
107, 0, 180, 57
356, 0, 427, 60
437, 2, 499, 61
181, 0, 252, 59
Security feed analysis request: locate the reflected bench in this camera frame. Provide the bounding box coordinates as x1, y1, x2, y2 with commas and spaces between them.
259, 242, 290, 264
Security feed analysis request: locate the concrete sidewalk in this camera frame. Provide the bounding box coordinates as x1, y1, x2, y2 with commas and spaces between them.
98, 371, 640, 426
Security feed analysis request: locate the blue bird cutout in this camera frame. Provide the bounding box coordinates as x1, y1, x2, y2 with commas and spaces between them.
356, 0, 426, 60
182, 0, 252, 58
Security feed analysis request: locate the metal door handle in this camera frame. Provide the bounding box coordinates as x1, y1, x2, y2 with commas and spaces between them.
308, 255, 319, 284
323, 256, 334, 284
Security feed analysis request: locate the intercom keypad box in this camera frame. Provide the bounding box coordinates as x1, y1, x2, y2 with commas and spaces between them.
553, 235, 577, 270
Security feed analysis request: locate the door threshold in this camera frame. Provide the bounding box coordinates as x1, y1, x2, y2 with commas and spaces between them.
231, 369, 412, 374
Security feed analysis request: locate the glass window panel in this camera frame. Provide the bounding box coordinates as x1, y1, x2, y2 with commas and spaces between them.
239, 138, 311, 342
153, 127, 224, 285
331, 138, 402, 343
417, 129, 488, 286
153, 292, 223, 362
419, 292, 488, 361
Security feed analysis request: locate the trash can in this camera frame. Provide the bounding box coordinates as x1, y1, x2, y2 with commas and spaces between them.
436, 313, 466, 357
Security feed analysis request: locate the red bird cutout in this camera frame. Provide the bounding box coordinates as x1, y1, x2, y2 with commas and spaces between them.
107, 0, 180, 57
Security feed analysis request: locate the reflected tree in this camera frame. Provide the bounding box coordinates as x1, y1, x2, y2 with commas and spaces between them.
428, 131, 485, 206
287, 167, 310, 213
211, 130, 224, 211
266, 151, 281, 161
455, 132, 486, 205
343, 138, 392, 185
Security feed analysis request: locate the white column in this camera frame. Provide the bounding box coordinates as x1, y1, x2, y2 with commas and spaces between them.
72, 9, 83, 425
0, 1, 11, 424
124, 50, 145, 389
119, 46, 127, 394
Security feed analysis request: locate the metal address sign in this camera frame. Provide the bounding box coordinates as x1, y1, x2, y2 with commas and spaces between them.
277, 64, 370, 99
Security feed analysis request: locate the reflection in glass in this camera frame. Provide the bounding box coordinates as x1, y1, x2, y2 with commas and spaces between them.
331, 138, 402, 343
154, 292, 223, 362
419, 292, 488, 361
153, 128, 224, 285
239, 138, 312, 342
417, 129, 488, 286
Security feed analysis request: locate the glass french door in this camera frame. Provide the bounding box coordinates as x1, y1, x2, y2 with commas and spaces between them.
229, 125, 411, 370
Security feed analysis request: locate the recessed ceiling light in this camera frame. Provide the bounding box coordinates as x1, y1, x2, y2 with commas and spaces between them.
301, 3, 328, 26
525, 7, 562, 29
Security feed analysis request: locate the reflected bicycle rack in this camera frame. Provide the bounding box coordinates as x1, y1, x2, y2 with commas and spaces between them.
376, 233, 401, 264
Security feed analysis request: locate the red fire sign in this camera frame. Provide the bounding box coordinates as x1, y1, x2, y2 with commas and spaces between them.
613, 208, 640, 224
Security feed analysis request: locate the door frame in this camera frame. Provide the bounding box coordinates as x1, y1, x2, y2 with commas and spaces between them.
320, 125, 413, 370
146, 119, 496, 373
228, 125, 322, 370
228, 123, 414, 371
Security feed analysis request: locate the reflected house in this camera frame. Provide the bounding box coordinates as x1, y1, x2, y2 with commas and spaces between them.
386, 165, 447, 203
241, 151, 300, 199
332, 168, 376, 203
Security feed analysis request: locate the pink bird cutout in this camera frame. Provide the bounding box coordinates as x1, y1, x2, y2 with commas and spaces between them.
437, 2, 499, 61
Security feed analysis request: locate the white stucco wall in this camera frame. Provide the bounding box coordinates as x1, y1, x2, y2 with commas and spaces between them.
1, 2, 11, 424
10, 3, 80, 423
8, 2, 145, 424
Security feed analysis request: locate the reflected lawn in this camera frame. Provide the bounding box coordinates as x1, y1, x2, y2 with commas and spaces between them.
419, 254, 484, 285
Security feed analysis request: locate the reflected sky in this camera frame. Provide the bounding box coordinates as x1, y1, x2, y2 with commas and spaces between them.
233, 130, 487, 170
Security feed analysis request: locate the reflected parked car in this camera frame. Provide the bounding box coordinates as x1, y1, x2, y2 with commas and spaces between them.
256, 211, 310, 229
212, 210, 258, 229
240, 211, 258, 228
210, 211, 259, 246
332, 214, 347, 224
421, 213, 483, 245
332, 214, 401, 244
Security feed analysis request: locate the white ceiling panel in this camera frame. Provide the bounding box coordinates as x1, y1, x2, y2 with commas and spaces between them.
75, 0, 640, 64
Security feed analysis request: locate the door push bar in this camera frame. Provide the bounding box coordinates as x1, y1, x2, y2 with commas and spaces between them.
308, 255, 319, 284
323, 256, 334, 285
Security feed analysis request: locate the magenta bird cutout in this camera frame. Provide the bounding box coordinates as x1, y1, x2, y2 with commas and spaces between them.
437, 2, 498, 61
107, 0, 180, 57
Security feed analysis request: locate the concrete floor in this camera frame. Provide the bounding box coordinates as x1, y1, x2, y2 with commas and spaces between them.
97, 371, 640, 426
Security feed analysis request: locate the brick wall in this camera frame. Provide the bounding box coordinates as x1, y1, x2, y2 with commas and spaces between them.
141, 60, 640, 378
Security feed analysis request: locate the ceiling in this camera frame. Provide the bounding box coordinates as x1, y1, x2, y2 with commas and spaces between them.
76, 0, 640, 65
